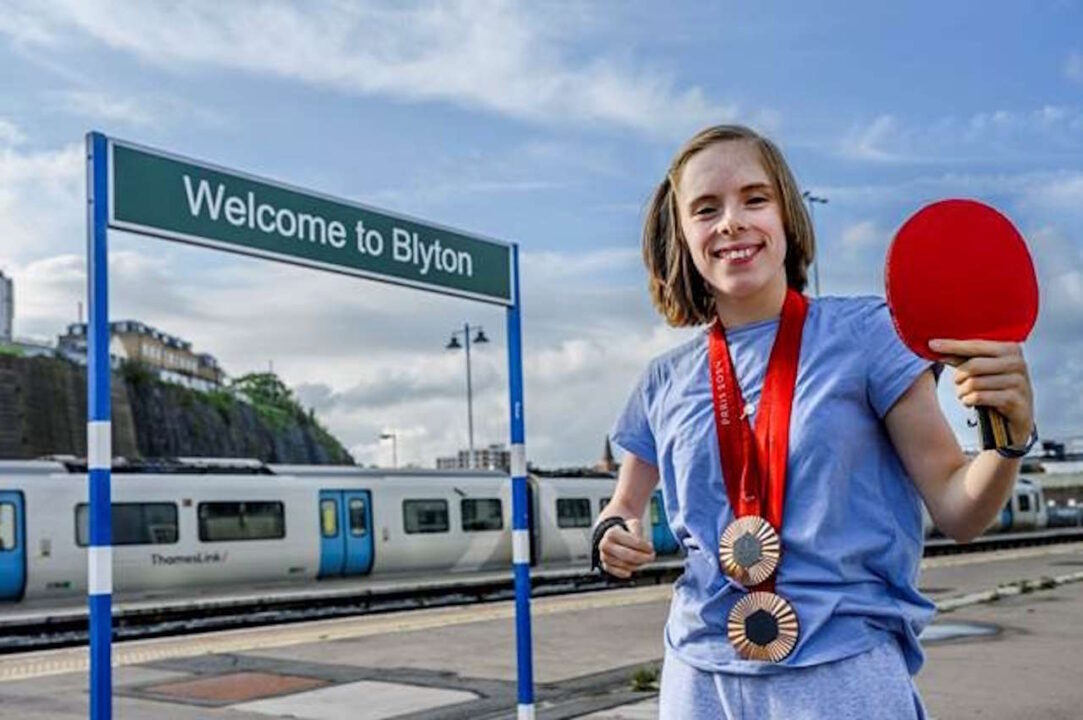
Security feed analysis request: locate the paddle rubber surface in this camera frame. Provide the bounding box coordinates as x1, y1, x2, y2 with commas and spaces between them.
885, 199, 1039, 361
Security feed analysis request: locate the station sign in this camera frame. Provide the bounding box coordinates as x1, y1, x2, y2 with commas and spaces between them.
108, 140, 514, 305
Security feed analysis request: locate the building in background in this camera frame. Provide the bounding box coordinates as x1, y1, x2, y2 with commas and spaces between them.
0, 270, 12, 343
594, 436, 617, 473
0, 272, 53, 358
57, 320, 225, 391
436, 443, 511, 472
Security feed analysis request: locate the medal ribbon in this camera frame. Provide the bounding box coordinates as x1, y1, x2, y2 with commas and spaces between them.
708, 288, 808, 590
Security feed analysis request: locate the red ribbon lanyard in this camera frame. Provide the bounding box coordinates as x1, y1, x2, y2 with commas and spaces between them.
708, 289, 808, 531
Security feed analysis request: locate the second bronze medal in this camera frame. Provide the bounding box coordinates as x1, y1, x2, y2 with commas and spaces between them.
726, 591, 799, 662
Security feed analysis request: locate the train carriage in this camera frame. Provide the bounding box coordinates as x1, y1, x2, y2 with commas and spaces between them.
0, 460, 684, 605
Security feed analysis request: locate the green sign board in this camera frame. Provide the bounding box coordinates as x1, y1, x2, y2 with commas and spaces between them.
108, 140, 514, 305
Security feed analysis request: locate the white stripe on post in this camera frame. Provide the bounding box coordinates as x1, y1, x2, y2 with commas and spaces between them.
513, 529, 531, 565
511, 443, 526, 477
88, 546, 112, 595
518, 704, 535, 720
87, 421, 111, 470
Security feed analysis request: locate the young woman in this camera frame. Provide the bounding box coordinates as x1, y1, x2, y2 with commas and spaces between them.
597, 125, 1036, 718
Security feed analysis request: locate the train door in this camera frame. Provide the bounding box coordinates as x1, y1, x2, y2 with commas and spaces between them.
999, 496, 1013, 533
318, 490, 374, 578
0, 491, 26, 601
649, 491, 680, 555
341, 491, 373, 575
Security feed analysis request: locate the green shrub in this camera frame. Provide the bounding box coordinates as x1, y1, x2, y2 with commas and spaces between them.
120, 359, 155, 385
630, 666, 660, 692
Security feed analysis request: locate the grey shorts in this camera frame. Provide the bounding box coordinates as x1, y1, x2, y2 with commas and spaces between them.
659, 640, 928, 720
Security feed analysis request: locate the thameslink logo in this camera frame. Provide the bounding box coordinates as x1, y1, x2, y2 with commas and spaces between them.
151, 551, 227, 566
110, 140, 513, 305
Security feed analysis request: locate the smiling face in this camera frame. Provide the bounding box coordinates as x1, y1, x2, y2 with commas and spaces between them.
675, 140, 789, 322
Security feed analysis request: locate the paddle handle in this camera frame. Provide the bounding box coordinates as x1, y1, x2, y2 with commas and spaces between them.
976, 406, 1013, 450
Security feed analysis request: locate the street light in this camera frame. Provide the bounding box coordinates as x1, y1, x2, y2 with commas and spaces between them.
446, 322, 488, 468
802, 190, 828, 298
379, 431, 397, 469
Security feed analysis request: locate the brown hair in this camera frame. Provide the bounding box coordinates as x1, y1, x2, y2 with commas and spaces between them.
641, 125, 815, 326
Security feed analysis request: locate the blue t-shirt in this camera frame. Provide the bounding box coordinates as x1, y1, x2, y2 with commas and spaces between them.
611, 295, 936, 676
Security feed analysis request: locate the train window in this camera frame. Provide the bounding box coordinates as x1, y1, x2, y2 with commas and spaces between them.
599, 497, 610, 513
349, 498, 368, 537
75, 503, 178, 547
403, 499, 449, 534
650, 496, 662, 525
320, 499, 338, 538
462, 498, 503, 532
198, 502, 285, 542
1018, 494, 1031, 512
557, 498, 592, 529
0, 503, 14, 551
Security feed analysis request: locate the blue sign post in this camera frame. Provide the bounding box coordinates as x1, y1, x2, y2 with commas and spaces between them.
85, 132, 536, 719
86, 131, 113, 720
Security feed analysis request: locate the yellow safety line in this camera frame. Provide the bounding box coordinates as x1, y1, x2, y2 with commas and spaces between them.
920, 541, 1083, 569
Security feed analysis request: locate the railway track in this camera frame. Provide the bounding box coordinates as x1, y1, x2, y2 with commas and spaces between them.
3, 527, 1082, 654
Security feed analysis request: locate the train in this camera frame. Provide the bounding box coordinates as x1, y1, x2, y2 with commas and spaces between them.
921, 474, 1048, 537
0, 459, 1047, 605
0, 459, 679, 604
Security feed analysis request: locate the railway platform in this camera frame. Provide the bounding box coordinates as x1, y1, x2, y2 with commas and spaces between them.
2, 543, 1083, 719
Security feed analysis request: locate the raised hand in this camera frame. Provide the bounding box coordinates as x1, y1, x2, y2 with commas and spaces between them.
928, 338, 1034, 448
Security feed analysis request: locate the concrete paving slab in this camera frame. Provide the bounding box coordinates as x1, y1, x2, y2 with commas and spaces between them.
113, 665, 192, 687
579, 698, 658, 719
234, 679, 478, 719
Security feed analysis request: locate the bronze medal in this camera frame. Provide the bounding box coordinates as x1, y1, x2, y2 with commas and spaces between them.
726, 591, 799, 662
718, 515, 780, 587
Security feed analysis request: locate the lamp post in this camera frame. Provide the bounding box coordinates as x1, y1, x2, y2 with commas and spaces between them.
446, 323, 488, 468
379, 431, 397, 469
802, 190, 828, 297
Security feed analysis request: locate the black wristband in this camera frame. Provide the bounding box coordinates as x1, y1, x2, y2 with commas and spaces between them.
592, 516, 630, 579
995, 422, 1038, 459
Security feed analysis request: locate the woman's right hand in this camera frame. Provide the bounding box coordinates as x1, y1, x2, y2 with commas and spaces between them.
598, 518, 656, 579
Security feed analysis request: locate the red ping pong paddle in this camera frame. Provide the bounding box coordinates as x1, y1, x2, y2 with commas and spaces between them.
885, 199, 1039, 450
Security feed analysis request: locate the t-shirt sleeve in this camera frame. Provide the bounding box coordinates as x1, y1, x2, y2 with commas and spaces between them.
610, 365, 659, 466
862, 299, 937, 419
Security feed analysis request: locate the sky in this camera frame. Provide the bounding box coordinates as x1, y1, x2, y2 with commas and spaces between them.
1, 0, 1081, 468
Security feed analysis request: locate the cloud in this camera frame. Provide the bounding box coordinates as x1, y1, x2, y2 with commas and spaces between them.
11, 248, 203, 342
1018, 174, 1083, 221
1, 0, 743, 140
0, 120, 27, 147
820, 170, 1083, 214
0, 128, 84, 266
840, 220, 881, 251
50, 90, 156, 125
838, 115, 911, 163
1021, 227, 1083, 439
0, 5, 63, 48
1066, 50, 1083, 83
837, 106, 1083, 164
